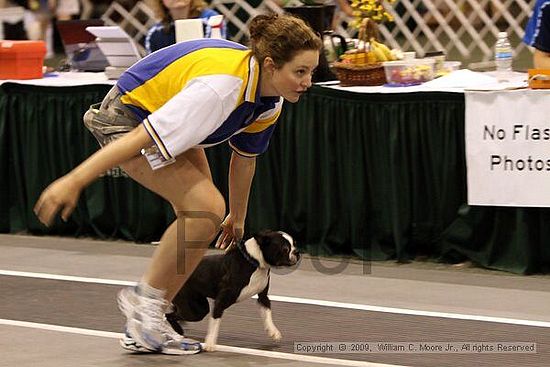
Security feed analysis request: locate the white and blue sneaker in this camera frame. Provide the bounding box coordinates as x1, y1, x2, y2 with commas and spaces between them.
120, 329, 202, 355
117, 286, 202, 355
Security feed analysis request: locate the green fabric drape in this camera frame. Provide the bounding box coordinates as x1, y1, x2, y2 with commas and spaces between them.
1, 83, 174, 241
256, 88, 467, 261
440, 205, 550, 274
1, 82, 548, 274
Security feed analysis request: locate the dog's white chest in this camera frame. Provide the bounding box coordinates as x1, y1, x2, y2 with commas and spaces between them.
237, 268, 269, 302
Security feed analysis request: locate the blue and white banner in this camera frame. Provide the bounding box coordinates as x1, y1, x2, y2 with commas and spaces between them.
465, 89, 550, 207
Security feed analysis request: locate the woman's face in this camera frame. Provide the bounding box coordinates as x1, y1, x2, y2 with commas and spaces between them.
162, 0, 192, 9
265, 50, 319, 103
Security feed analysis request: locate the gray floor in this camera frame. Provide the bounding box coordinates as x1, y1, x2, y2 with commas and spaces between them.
0, 234, 549, 367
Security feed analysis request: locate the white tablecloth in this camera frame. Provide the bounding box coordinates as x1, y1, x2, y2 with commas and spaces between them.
0, 72, 115, 87
318, 70, 528, 94
0, 70, 529, 92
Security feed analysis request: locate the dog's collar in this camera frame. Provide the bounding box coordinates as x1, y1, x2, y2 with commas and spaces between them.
237, 240, 260, 268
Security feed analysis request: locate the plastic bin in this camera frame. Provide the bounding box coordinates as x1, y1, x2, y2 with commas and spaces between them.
0, 40, 46, 80
382, 58, 435, 86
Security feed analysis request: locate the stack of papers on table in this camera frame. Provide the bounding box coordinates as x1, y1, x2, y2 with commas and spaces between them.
422, 69, 527, 91
85, 26, 142, 78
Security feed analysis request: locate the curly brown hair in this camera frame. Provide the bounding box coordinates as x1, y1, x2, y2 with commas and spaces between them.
249, 13, 322, 68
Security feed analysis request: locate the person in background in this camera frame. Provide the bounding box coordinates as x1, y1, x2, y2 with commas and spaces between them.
51, 0, 80, 55
331, 0, 353, 30
1, 0, 28, 39
34, 13, 321, 355
55, 0, 79, 21
27, 0, 54, 53
145, 0, 226, 53
523, 0, 550, 69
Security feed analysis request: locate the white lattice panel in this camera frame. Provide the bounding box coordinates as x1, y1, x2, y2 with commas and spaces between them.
210, 0, 536, 69
102, 0, 537, 69
335, 0, 536, 68
100, 1, 157, 56
209, 0, 283, 43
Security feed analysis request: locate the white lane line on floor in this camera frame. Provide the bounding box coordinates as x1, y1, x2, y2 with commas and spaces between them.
261, 295, 550, 328
0, 269, 137, 286
2, 269, 550, 329
0, 318, 123, 338
0, 319, 404, 367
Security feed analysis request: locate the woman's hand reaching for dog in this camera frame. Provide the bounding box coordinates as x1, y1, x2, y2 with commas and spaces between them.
34, 174, 82, 227
219, 152, 255, 250
215, 214, 244, 251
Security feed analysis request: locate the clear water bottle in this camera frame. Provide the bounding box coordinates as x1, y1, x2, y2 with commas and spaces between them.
494, 31, 513, 80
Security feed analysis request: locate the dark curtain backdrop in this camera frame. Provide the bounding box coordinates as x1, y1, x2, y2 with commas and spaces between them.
1, 83, 549, 274
1, 83, 174, 242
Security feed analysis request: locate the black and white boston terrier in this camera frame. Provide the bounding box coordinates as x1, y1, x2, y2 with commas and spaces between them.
169, 229, 300, 351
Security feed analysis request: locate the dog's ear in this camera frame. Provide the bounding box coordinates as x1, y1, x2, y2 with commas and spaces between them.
253, 229, 275, 247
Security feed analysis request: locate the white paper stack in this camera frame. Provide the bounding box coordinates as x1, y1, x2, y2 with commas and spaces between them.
175, 19, 204, 42
85, 26, 141, 78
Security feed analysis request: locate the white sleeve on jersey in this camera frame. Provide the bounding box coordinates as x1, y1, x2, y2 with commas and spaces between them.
144, 74, 242, 159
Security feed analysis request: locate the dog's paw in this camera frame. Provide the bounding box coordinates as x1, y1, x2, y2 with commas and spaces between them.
267, 327, 282, 341
203, 342, 217, 352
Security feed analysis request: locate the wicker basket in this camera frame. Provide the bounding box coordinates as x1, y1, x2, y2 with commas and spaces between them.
331, 19, 387, 87
331, 61, 386, 86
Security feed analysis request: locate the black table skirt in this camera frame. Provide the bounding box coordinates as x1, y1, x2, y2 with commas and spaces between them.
1, 82, 548, 274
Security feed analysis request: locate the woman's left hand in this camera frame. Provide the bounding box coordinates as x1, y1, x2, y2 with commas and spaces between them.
215, 214, 244, 251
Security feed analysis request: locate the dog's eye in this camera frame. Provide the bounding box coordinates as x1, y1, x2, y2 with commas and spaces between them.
282, 247, 290, 253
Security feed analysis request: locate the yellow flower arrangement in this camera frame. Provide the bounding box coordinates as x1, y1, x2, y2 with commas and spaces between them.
350, 0, 396, 28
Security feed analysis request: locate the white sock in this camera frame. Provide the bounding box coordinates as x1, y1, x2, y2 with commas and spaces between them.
137, 282, 166, 299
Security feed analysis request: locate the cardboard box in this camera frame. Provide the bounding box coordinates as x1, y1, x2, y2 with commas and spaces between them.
0, 40, 46, 80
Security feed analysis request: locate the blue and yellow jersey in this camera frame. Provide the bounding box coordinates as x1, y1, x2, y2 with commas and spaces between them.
116, 38, 283, 160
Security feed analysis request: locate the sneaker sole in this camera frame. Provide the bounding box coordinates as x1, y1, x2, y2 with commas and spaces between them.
120, 337, 202, 355
176, 343, 202, 355
119, 337, 152, 353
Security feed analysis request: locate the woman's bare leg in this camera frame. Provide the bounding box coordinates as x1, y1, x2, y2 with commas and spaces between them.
120, 148, 224, 301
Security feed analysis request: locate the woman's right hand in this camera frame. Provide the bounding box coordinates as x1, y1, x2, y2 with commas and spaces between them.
215, 214, 245, 251
34, 174, 82, 227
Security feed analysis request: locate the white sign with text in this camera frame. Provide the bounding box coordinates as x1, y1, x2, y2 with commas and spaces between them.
466, 89, 550, 207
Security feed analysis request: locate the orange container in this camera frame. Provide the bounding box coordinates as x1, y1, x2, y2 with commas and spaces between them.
0, 40, 46, 80
528, 69, 550, 89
